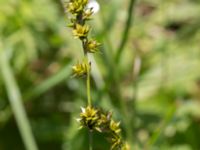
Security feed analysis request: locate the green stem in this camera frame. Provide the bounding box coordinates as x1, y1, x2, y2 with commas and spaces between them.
89, 131, 93, 150
115, 0, 136, 63
86, 56, 92, 106
78, 10, 93, 149
81, 40, 92, 106
0, 48, 38, 150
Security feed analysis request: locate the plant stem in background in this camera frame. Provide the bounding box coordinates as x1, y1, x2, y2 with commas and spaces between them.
115, 0, 136, 63
132, 55, 141, 102
132, 53, 141, 146
0, 48, 38, 150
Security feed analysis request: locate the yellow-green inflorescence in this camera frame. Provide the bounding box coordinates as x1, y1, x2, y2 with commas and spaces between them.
77, 107, 130, 150
65, 0, 129, 149
72, 59, 90, 77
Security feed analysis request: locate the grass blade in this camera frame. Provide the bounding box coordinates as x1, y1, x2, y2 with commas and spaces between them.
24, 63, 72, 101
0, 47, 38, 150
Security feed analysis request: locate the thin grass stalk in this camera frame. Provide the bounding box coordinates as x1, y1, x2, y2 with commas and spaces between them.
131, 54, 141, 147
115, 0, 136, 63
0, 48, 38, 150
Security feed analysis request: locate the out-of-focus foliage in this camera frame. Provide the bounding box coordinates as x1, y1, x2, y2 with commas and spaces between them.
0, 0, 200, 150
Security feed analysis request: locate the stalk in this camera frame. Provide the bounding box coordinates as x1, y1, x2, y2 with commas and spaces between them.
86, 56, 92, 106
84, 49, 92, 150
78, 9, 93, 150
89, 131, 93, 150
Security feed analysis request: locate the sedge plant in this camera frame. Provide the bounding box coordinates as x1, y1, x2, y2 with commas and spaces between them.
64, 0, 130, 149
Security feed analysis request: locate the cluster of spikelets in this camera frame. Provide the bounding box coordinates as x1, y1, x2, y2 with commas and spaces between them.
66, 0, 100, 77
77, 106, 130, 150
65, 0, 129, 149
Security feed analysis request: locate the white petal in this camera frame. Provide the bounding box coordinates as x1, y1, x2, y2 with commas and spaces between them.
81, 107, 85, 113
87, 0, 100, 14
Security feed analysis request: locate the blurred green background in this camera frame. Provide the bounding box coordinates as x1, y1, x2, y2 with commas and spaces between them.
1, 0, 200, 150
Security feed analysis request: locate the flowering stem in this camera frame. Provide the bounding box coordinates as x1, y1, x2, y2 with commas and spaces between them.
89, 130, 93, 150
81, 39, 92, 106
86, 56, 92, 106
80, 26, 92, 149
77, 8, 93, 150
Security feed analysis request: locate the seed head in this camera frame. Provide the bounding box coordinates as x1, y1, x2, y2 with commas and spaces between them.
66, 0, 88, 15
78, 106, 100, 131
110, 119, 121, 134
86, 39, 100, 53
72, 60, 90, 77
73, 24, 90, 39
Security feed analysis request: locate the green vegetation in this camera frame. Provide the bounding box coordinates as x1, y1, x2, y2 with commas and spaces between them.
0, 0, 200, 150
